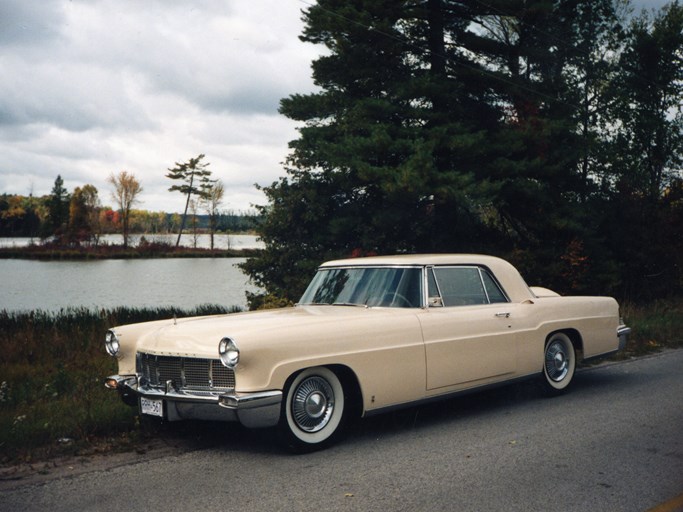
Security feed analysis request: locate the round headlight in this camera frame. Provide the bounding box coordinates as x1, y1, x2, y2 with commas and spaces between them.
105, 330, 120, 357
218, 337, 240, 368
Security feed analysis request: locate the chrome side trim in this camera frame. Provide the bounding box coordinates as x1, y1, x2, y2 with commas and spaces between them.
364, 372, 539, 418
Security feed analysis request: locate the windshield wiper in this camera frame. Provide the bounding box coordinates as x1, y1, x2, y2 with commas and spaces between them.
334, 302, 369, 308
298, 302, 369, 308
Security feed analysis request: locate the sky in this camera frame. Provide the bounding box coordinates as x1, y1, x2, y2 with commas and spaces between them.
0, 0, 673, 214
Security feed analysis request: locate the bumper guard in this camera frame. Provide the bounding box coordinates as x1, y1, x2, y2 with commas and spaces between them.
617, 325, 631, 351
104, 374, 282, 428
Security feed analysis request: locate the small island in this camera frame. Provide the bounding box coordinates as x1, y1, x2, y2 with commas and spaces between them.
1, 170, 262, 260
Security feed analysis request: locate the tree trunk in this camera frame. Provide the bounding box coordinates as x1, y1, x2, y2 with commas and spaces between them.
175, 171, 195, 248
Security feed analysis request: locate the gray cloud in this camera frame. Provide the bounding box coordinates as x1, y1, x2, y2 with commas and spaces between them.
0, 0, 64, 46
0, 0, 320, 212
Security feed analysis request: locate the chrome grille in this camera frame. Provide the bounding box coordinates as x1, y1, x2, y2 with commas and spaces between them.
137, 352, 235, 392
183, 358, 207, 387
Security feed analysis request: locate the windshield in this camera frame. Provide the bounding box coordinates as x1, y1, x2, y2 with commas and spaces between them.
299, 267, 423, 308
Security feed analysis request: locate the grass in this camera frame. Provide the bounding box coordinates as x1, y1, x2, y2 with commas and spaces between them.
0, 298, 681, 465
618, 298, 683, 356
0, 305, 237, 464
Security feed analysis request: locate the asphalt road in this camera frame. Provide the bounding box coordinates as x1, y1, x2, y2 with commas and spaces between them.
2, 350, 682, 512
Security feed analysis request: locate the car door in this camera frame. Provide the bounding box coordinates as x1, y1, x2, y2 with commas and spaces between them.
418, 265, 519, 391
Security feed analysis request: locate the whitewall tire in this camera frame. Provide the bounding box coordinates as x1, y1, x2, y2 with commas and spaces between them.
279, 366, 346, 452
542, 332, 576, 395
541, 332, 576, 395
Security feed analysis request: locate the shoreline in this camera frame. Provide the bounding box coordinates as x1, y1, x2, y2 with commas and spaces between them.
0, 244, 260, 260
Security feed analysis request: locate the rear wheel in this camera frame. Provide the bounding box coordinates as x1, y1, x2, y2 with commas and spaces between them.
541, 332, 576, 395
278, 366, 346, 452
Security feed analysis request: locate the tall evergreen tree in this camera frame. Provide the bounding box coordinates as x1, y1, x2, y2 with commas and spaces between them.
243, 0, 683, 302
612, 2, 683, 200
244, 0, 503, 301
602, 2, 683, 298
46, 175, 69, 238
166, 154, 213, 247
460, 0, 627, 287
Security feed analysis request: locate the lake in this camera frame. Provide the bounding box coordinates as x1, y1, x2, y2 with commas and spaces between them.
0, 258, 261, 313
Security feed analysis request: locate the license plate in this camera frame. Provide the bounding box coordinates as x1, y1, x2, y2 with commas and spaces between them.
140, 397, 163, 417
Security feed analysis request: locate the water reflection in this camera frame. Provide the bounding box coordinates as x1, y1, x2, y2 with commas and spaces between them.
0, 233, 263, 250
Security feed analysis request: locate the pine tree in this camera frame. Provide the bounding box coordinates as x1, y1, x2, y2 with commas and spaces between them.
243, 0, 682, 302
166, 154, 213, 247
46, 175, 70, 239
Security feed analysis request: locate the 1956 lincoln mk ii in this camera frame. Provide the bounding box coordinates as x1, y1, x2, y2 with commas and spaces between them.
104, 254, 631, 451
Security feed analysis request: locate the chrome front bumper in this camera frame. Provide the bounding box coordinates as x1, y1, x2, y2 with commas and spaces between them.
105, 375, 282, 428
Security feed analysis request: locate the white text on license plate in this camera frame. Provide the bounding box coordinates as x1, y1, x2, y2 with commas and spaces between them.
141, 397, 163, 417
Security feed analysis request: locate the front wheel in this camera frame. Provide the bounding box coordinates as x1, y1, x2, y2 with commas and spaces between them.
541, 332, 576, 396
278, 366, 346, 452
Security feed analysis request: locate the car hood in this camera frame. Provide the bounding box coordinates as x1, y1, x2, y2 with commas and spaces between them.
123, 305, 420, 359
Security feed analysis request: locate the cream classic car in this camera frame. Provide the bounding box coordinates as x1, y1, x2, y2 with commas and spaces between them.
104, 254, 631, 451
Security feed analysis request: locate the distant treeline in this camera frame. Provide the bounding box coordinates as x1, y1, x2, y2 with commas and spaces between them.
0, 192, 260, 239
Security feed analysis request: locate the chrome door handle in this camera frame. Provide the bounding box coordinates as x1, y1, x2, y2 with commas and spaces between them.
495, 312, 510, 318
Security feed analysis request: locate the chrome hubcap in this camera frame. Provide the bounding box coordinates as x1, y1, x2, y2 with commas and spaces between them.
292, 376, 335, 432
305, 392, 326, 419
545, 340, 569, 382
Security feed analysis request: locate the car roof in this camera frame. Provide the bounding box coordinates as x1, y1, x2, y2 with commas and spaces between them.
319, 254, 535, 302
320, 254, 508, 268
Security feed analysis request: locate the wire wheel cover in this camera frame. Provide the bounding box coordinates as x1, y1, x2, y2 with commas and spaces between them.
545, 339, 570, 382
291, 376, 335, 432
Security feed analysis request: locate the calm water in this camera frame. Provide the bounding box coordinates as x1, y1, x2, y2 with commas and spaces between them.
0, 258, 260, 312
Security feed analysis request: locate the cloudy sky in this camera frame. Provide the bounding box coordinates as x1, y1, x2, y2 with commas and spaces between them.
0, 0, 672, 213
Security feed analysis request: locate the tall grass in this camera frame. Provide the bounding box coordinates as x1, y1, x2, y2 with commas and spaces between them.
0, 242, 259, 260
0, 305, 237, 463
620, 298, 683, 356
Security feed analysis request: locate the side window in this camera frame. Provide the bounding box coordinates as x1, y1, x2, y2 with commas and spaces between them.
432, 267, 487, 306
481, 269, 508, 303
430, 266, 509, 306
